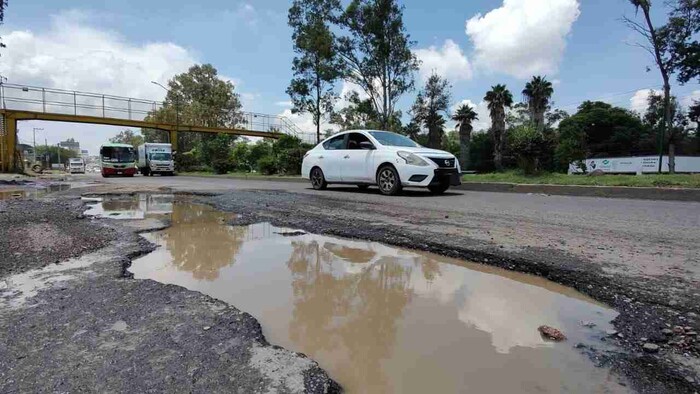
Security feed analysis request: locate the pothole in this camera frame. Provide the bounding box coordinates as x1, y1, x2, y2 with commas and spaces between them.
87, 195, 631, 393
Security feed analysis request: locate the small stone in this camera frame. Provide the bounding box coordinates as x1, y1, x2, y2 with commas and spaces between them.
661, 328, 673, 336
686, 331, 697, 337
669, 300, 678, 306
203, 326, 211, 331
683, 326, 692, 331
581, 321, 596, 328
617, 333, 624, 338
538, 325, 567, 341
640, 337, 648, 342
673, 326, 684, 334
687, 312, 698, 318
606, 329, 618, 336
574, 343, 586, 349
642, 343, 660, 353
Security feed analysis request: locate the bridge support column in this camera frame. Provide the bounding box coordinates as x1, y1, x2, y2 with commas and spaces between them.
1, 115, 18, 173
169, 129, 178, 153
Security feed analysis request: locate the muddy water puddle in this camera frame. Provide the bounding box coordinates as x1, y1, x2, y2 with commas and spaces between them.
88, 197, 628, 393
0, 183, 71, 200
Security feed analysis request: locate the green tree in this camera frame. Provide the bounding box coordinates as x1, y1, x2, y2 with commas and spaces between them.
109, 129, 144, 147
401, 119, 421, 141
663, 0, 700, 84
689, 100, 700, 125
0, 0, 8, 50
144, 64, 243, 153
555, 101, 649, 171
199, 134, 233, 174
509, 124, 545, 175
452, 103, 478, 170
411, 74, 451, 149
34, 146, 78, 167
287, 0, 343, 144
249, 140, 274, 170
522, 76, 554, 133
336, 0, 419, 130
644, 92, 689, 172
230, 141, 251, 172
331, 91, 383, 130
623, 0, 673, 172
484, 84, 514, 170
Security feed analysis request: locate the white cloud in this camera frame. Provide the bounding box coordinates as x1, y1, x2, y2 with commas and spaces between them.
451, 99, 491, 131
629, 89, 660, 114
465, 0, 580, 79
680, 90, 700, 109
2, 12, 198, 100
414, 39, 473, 82
0, 11, 252, 155
275, 101, 293, 107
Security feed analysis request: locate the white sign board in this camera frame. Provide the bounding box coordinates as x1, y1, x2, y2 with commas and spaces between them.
569, 156, 700, 174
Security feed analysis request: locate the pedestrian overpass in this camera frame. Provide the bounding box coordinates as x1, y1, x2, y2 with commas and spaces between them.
0, 82, 312, 172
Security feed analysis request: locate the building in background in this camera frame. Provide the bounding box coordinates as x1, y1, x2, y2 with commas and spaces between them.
59, 138, 81, 155
81, 149, 89, 160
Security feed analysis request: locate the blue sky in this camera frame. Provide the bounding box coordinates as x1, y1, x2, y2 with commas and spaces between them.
2, 0, 699, 154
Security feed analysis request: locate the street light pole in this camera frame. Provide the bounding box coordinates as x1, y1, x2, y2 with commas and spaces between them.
151, 81, 178, 146
32, 127, 44, 162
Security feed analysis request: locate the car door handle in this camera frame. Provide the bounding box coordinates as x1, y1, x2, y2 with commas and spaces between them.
343, 155, 350, 159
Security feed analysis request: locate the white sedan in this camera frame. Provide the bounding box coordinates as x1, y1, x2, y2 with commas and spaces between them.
301, 130, 461, 195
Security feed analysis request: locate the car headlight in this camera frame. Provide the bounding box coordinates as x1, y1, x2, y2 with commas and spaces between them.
397, 151, 429, 166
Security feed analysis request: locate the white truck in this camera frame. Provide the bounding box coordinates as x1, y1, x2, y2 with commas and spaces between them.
137, 143, 175, 176
68, 157, 86, 174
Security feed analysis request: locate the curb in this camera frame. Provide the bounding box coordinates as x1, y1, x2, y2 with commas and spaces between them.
456, 182, 700, 202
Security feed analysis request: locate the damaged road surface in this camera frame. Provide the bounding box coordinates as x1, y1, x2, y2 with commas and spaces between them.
1, 176, 699, 393
0, 197, 339, 393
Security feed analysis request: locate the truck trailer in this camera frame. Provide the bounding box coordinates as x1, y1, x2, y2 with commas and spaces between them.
137, 143, 175, 176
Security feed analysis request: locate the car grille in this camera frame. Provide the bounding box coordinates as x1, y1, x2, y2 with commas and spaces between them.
428, 157, 456, 168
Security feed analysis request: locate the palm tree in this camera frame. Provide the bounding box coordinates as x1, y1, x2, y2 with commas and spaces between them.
452, 104, 478, 171
484, 84, 513, 170
522, 76, 554, 132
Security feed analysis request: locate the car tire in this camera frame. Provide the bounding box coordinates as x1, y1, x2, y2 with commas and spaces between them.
310, 167, 328, 190
357, 185, 370, 191
428, 182, 450, 195
377, 165, 402, 196
142, 168, 150, 176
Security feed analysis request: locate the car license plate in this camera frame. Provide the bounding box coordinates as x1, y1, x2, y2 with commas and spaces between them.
117, 171, 123, 175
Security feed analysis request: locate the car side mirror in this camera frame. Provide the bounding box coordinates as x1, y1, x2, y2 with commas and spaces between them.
360, 141, 375, 150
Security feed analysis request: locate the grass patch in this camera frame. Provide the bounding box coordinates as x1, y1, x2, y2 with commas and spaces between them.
462, 171, 700, 188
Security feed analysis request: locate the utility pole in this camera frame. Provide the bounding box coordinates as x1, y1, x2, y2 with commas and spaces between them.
151, 81, 178, 146
32, 127, 44, 162
57, 143, 61, 168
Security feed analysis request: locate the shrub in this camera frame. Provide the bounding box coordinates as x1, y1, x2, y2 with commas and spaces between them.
509, 125, 545, 175
257, 155, 277, 175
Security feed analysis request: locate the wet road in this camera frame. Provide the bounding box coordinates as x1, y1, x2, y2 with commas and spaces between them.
95, 174, 700, 280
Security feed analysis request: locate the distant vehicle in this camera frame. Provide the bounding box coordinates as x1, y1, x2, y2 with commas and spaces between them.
68, 157, 86, 174
99, 143, 137, 177
137, 143, 175, 176
301, 130, 461, 196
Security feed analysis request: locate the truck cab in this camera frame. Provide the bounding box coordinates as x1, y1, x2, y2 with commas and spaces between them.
137, 143, 175, 176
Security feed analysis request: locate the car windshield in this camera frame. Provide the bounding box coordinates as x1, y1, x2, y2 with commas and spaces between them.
150, 152, 172, 161
368, 131, 420, 147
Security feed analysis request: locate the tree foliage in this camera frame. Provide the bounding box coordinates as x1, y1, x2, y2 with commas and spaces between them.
662, 0, 700, 84
452, 103, 478, 170
411, 74, 451, 149
0, 0, 7, 50
509, 124, 546, 175
555, 101, 649, 170
143, 64, 242, 153
109, 129, 144, 147
336, 0, 419, 130
522, 76, 554, 132
287, 0, 343, 143
484, 84, 514, 170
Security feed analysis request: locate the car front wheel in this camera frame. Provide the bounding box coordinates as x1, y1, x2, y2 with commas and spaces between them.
377, 165, 402, 196
310, 167, 328, 190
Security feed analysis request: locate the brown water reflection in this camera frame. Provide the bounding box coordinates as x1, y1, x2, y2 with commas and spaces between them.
130, 201, 629, 394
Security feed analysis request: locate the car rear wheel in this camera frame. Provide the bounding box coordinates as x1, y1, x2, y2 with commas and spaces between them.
310, 167, 327, 190
377, 165, 402, 196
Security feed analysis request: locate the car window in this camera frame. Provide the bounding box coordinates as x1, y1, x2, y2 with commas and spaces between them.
323, 135, 346, 150
347, 133, 373, 150
368, 131, 420, 147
